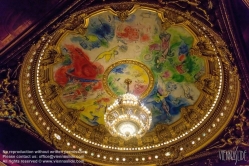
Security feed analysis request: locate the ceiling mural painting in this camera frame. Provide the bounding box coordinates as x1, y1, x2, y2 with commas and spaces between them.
53, 9, 205, 127
19, 3, 240, 165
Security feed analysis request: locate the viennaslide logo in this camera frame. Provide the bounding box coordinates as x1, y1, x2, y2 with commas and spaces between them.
219, 146, 247, 165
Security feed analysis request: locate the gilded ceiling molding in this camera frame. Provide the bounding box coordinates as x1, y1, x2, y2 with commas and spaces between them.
0, 64, 31, 129
172, 98, 249, 165
18, 1, 241, 165
158, 0, 215, 27
206, 100, 249, 151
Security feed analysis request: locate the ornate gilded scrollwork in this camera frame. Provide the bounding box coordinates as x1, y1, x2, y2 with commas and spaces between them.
90, 125, 108, 143
161, 145, 186, 164
141, 135, 154, 146
196, 37, 216, 57
124, 137, 139, 147
161, 10, 185, 30
58, 108, 83, 129
39, 67, 50, 83
155, 124, 172, 141
106, 136, 120, 146
206, 100, 249, 151
202, 78, 216, 95
0, 67, 30, 128
110, 3, 135, 12
183, 107, 202, 124
60, 13, 86, 31
116, 10, 130, 22
40, 46, 64, 66
216, 43, 235, 67
198, 95, 213, 111
108, 4, 136, 22
43, 126, 66, 149
50, 101, 64, 115
50, 14, 87, 46
41, 83, 61, 102
158, 0, 214, 26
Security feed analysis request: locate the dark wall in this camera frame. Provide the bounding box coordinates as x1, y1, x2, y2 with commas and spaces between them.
0, 123, 52, 165
0, 0, 61, 50
230, 0, 249, 59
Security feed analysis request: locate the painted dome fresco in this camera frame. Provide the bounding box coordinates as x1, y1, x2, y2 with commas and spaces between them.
54, 8, 204, 127
20, 3, 240, 165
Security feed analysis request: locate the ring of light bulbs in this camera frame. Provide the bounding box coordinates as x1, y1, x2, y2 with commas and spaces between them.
35, 31, 223, 151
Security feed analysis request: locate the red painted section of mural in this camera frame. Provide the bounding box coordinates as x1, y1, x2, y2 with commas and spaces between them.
117, 26, 139, 41
117, 25, 150, 42
54, 66, 70, 86
55, 45, 104, 87
68, 46, 98, 79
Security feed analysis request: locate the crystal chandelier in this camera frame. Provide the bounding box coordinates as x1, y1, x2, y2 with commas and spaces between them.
104, 79, 152, 140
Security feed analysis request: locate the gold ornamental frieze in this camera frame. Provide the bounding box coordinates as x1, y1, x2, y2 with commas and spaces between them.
19, 2, 240, 165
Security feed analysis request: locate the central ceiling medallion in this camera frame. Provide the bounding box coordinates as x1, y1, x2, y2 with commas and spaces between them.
102, 59, 154, 99
104, 78, 152, 140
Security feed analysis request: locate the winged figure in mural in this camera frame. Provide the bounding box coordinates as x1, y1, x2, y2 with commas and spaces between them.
156, 76, 170, 102
152, 33, 171, 70
160, 33, 171, 59
94, 46, 119, 62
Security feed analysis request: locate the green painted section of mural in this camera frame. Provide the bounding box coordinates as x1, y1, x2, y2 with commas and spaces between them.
53, 9, 205, 127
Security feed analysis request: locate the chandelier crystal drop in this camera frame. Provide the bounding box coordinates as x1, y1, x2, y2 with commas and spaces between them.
104, 79, 152, 140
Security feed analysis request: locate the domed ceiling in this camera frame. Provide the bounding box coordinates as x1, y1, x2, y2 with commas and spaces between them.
19, 2, 240, 165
